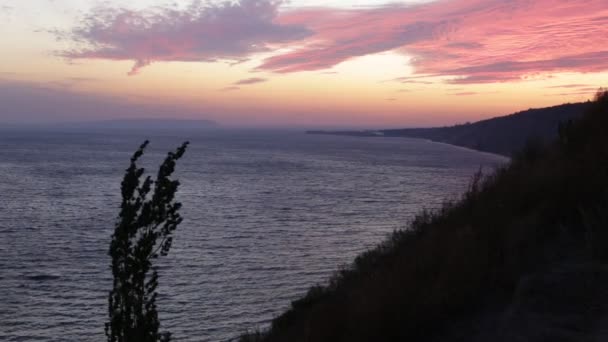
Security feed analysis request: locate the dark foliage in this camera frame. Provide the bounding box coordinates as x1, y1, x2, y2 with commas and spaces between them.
106, 141, 189, 342
242, 90, 608, 342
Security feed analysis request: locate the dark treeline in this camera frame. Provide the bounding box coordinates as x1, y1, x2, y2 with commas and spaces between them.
241, 90, 608, 341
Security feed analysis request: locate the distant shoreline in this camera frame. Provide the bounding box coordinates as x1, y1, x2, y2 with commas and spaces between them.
307, 130, 511, 158
308, 101, 589, 157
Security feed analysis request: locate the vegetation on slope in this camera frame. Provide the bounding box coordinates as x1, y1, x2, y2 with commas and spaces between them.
309, 101, 590, 156
242, 90, 608, 342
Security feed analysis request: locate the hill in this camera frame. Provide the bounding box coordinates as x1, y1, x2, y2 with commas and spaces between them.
241, 91, 608, 342
309, 102, 591, 156
39, 118, 219, 132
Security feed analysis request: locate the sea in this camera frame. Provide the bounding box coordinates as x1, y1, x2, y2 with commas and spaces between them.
0, 129, 507, 341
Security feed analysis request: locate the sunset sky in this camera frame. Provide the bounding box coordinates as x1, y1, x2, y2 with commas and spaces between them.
1, 0, 607, 128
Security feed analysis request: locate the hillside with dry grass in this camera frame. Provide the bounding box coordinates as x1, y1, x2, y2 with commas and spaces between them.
242, 90, 608, 342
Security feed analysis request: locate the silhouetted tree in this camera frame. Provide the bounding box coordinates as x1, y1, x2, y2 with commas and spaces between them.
105, 140, 189, 342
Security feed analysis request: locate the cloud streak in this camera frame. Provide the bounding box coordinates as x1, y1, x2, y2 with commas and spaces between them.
60, 0, 608, 82
449, 92, 477, 96
234, 77, 267, 85
219, 86, 241, 92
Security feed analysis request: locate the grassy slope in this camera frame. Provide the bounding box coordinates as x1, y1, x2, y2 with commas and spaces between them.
241, 92, 608, 342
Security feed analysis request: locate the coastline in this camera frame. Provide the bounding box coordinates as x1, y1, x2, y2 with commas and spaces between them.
307, 131, 511, 159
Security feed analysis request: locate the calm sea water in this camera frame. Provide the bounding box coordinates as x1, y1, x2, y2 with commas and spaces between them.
0, 129, 506, 341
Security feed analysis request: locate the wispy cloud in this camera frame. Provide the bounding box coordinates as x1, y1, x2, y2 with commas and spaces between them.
1, 4, 13, 14
219, 86, 241, 92
0, 4, 14, 23
547, 91, 598, 97
448, 91, 478, 96
546, 84, 603, 96
547, 84, 593, 89
59, 0, 608, 82
234, 77, 267, 85
394, 77, 434, 85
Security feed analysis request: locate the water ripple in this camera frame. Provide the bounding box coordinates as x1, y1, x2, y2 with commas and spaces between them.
0, 130, 506, 341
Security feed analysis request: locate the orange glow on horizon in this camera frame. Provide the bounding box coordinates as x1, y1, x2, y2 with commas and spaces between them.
0, 0, 606, 127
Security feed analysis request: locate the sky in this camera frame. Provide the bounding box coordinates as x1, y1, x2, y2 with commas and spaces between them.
0, 0, 607, 128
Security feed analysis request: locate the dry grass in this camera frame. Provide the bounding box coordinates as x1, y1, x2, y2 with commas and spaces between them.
240, 90, 608, 342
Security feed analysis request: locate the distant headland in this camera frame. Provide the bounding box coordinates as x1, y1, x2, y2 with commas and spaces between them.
309, 102, 590, 157
65, 118, 219, 130
2, 118, 221, 132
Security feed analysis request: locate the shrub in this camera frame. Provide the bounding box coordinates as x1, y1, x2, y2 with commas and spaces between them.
105, 141, 189, 342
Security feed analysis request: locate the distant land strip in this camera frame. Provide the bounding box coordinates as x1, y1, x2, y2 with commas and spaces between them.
308, 102, 591, 156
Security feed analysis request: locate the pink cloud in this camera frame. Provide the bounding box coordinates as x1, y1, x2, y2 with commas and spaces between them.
61, 0, 608, 82
264, 0, 608, 82
62, 0, 311, 75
